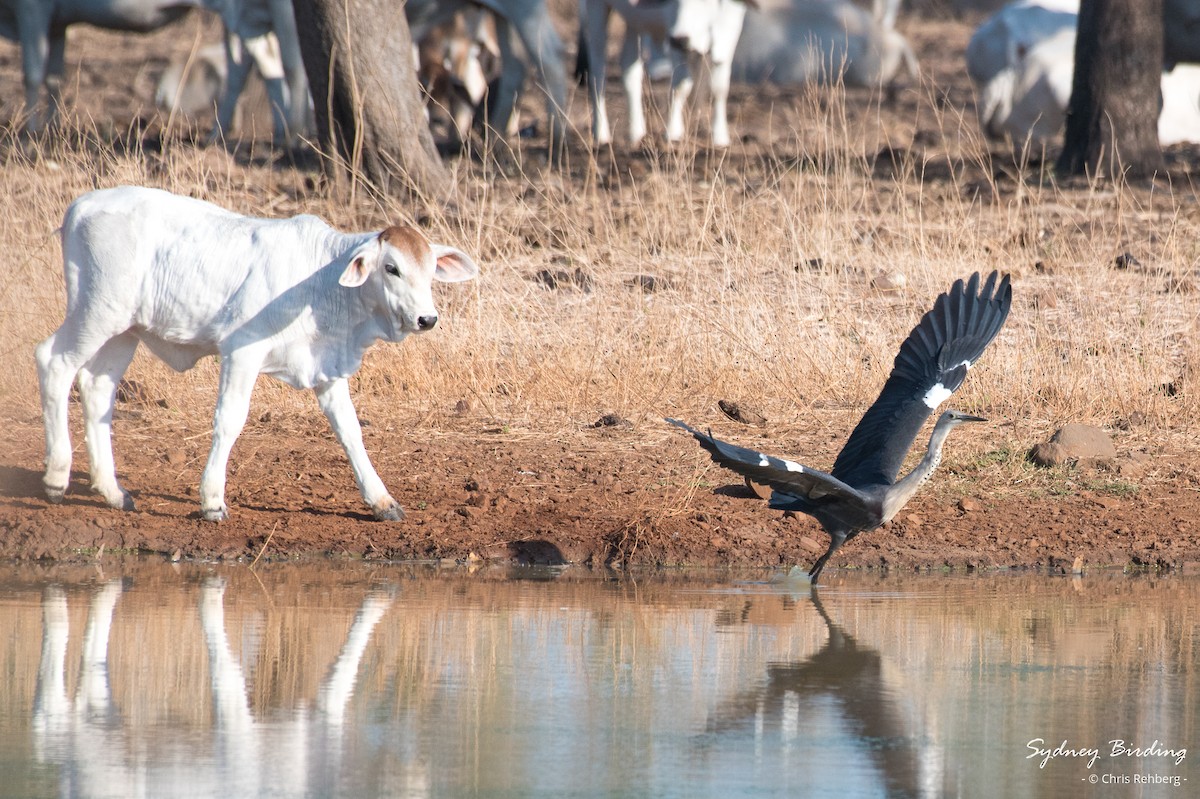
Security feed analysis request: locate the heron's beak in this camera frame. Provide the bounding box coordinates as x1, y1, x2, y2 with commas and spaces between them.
961, 414, 988, 423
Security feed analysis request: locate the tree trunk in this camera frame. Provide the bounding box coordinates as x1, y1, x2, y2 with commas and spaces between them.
291, 0, 448, 199
1057, 0, 1164, 180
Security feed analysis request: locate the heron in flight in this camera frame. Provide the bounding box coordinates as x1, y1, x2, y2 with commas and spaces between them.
668, 271, 1012, 584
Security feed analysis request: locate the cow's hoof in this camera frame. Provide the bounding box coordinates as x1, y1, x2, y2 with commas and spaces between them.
101, 490, 136, 512
372, 499, 405, 521
202, 506, 228, 522
44, 484, 66, 504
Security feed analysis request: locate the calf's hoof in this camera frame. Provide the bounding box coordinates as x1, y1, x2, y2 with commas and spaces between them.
201, 505, 228, 522
372, 498, 405, 522
44, 483, 66, 504
99, 488, 136, 512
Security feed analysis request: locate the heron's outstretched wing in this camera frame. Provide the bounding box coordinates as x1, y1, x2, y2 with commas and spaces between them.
667, 418, 872, 509
831, 271, 1012, 488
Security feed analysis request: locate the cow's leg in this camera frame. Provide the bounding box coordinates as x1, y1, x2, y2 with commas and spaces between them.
17, 10, 53, 130
619, 31, 647, 146
77, 333, 139, 510
314, 378, 403, 521
212, 33, 254, 143
666, 50, 695, 143
44, 30, 66, 130
199, 358, 258, 521
582, 0, 613, 146
482, 16, 524, 143
507, 6, 568, 153
268, 0, 310, 142
708, 57, 733, 148
707, 7, 745, 149
242, 32, 291, 145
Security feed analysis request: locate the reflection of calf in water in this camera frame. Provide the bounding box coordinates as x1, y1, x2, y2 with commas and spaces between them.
33, 578, 396, 796
706, 593, 942, 797
33, 581, 128, 786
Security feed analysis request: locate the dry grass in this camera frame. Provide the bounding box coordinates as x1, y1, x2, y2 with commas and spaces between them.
3, 13, 1200, 484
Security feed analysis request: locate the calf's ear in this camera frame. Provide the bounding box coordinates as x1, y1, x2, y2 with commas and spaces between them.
339, 236, 383, 287
432, 245, 479, 283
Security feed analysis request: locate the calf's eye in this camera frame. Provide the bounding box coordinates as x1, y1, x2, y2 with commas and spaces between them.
385, 263, 401, 277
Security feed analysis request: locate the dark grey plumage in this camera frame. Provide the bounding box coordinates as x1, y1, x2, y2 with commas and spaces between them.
668, 271, 1012, 584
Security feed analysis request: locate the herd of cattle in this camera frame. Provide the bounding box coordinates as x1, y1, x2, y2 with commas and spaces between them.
8, 0, 1200, 152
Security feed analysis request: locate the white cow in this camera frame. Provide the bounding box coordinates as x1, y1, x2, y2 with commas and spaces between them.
580, 0, 752, 148
1, 0, 308, 143
968, 0, 1200, 147
36, 187, 479, 522
965, 0, 1076, 144
731, 0, 918, 89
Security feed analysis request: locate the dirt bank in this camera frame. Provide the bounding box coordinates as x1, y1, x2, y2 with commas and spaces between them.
4, 409, 1199, 575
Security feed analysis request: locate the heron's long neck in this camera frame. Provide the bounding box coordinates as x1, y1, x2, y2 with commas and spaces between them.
880, 417, 956, 522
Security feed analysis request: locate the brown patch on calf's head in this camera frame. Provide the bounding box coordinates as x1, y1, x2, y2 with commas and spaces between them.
379, 225, 432, 265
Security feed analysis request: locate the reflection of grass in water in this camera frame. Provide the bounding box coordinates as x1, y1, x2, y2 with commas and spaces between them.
0, 562, 1196, 790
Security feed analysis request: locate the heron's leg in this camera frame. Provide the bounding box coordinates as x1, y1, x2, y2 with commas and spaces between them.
808, 531, 848, 585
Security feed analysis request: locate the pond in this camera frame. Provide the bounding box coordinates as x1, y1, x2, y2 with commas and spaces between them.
0, 562, 1194, 798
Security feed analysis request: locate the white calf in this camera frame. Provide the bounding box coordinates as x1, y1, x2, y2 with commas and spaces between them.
36, 187, 479, 522
731, 0, 918, 89
581, 0, 751, 148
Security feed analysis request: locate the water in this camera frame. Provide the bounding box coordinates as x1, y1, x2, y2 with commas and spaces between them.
0, 562, 1195, 798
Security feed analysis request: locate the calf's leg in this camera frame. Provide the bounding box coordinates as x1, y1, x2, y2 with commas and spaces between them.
315, 378, 403, 521
199, 359, 258, 521
77, 333, 139, 510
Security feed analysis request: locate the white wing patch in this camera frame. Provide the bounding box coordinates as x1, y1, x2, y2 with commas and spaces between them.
758, 455, 771, 467
924, 360, 975, 409
783, 459, 804, 473
923, 383, 953, 409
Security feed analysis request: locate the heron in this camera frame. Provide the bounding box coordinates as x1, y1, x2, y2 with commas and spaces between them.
668, 270, 1012, 584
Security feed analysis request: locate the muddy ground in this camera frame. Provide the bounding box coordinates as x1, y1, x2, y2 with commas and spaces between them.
2, 5, 1200, 575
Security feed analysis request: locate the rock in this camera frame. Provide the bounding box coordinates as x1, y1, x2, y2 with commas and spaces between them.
592, 413, 631, 429
718, 399, 767, 426
871, 269, 906, 292
745, 477, 772, 500
1030, 424, 1116, 467
1029, 441, 1070, 467
628, 274, 672, 293
958, 497, 982, 513
1033, 290, 1058, 309
1115, 452, 1152, 478
1114, 252, 1141, 270
165, 448, 187, 467
799, 536, 825, 554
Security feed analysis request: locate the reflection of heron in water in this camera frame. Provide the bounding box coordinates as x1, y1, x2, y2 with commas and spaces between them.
705, 592, 942, 798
